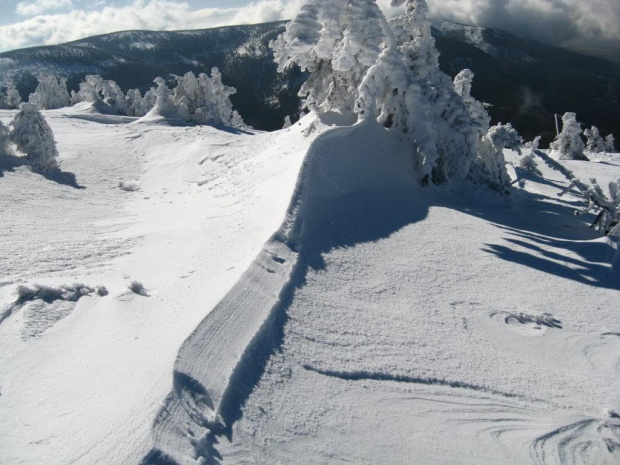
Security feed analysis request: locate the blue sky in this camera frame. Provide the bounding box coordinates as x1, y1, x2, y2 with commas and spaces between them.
0, 0, 618, 54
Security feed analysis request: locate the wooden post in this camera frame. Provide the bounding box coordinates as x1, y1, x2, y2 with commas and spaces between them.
554, 114, 560, 137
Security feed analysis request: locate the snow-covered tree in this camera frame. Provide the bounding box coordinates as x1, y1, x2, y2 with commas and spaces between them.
151, 77, 176, 117
167, 69, 245, 127
125, 88, 152, 117
519, 136, 543, 176
282, 116, 293, 129
0, 120, 10, 155
453, 69, 490, 138
71, 75, 104, 105
6, 83, 22, 109
270, 0, 387, 112
550, 112, 587, 160
476, 123, 523, 190
29, 73, 70, 110
10, 103, 59, 170
606, 134, 616, 153
584, 126, 606, 153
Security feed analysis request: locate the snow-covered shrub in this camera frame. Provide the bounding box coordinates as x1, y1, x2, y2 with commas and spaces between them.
550, 112, 587, 160
584, 126, 606, 153
128, 281, 148, 296
476, 123, 523, 190
606, 134, 616, 153
15, 283, 97, 305
0, 120, 10, 155
282, 116, 292, 129
71, 75, 132, 115
29, 73, 70, 110
152, 77, 177, 117
118, 180, 139, 192
0, 83, 22, 109
270, 0, 387, 112
172, 69, 245, 127
453, 69, 490, 138
519, 136, 543, 176
71, 75, 104, 105
9, 103, 59, 170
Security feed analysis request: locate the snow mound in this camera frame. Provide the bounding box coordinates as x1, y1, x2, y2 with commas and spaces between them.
145, 118, 416, 463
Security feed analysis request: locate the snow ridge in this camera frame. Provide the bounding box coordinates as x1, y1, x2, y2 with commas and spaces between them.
143, 117, 415, 463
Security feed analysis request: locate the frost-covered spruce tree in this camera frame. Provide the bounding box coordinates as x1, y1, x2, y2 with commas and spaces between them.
271, 0, 386, 113
606, 134, 616, 152
356, 46, 440, 180
519, 136, 543, 176
477, 123, 523, 190
2, 83, 22, 109
0, 120, 10, 155
152, 77, 177, 117
71, 75, 104, 105
10, 103, 59, 170
551, 112, 587, 160
453, 69, 490, 138
170, 69, 245, 127
584, 126, 606, 153
125, 88, 151, 117
29, 73, 70, 110
390, 0, 482, 184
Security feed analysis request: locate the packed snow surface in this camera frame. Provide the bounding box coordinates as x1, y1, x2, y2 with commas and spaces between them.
1, 106, 619, 464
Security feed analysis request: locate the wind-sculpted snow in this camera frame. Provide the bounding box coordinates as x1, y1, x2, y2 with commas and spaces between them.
144, 119, 419, 463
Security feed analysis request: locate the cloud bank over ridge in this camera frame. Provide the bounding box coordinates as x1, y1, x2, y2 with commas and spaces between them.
0, 0, 618, 54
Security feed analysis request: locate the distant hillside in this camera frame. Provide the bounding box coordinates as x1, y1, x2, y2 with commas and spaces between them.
0, 20, 618, 140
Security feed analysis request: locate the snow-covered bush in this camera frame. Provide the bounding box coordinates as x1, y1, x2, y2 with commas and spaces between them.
29, 73, 71, 110
71, 75, 133, 115
172, 69, 245, 127
282, 116, 293, 129
477, 123, 523, 190
0, 120, 10, 155
453, 69, 490, 138
0, 83, 22, 109
519, 136, 543, 176
606, 134, 616, 153
550, 112, 587, 160
152, 77, 177, 117
584, 126, 606, 153
128, 281, 148, 296
270, 0, 387, 112
10, 103, 59, 170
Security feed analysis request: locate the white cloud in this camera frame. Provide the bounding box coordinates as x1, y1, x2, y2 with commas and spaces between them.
0, 0, 618, 54
16, 0, 74, 17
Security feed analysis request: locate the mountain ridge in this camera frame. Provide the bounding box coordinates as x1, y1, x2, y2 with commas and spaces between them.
0, 20, 618, 140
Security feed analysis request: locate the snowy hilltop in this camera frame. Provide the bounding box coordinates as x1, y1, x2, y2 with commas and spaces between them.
1, 1, 619, 464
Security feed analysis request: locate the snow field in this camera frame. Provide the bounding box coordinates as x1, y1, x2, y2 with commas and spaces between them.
0, 106, 325, 464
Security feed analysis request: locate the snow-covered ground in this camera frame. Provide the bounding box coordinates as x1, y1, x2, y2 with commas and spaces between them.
1, 106, 619, 464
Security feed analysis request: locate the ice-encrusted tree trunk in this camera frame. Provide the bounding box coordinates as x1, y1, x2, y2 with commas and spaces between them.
584, 126, 606, 153
606, 134, 616, 153
29, 73, 70, 110
519, 136, 543, 176
10, 103, 59, 170
551, 112, 588, 160
270, 0, 386, 113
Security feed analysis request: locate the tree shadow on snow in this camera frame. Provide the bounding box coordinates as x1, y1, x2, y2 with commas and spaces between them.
0, 152, 84, 189
438, 187, 619, 290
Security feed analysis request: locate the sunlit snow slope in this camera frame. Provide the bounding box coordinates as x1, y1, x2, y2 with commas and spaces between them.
0, 107, 619, 465
0, 105, 326, 464
144, 120, 620, 465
